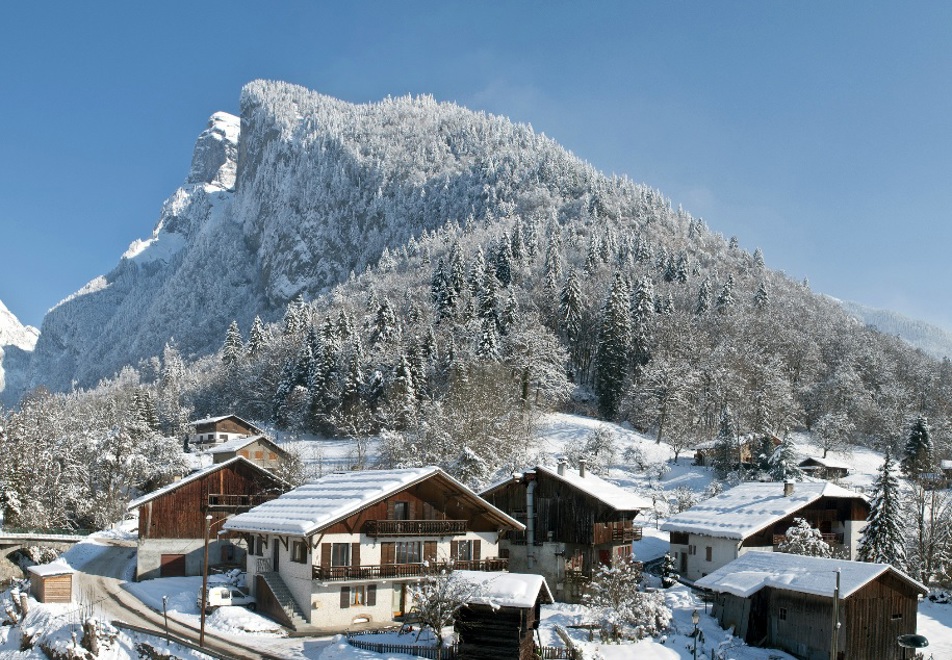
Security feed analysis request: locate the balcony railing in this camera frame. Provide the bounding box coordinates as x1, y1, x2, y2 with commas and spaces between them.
312, 558, 509, 581
362, 519, 468, 538
773, 532, 844, 546
207, 493, 276, 510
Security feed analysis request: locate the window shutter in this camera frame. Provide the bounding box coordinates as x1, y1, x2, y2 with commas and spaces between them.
340, 587, 350, 609
367, 584, 377, 607
381, 542, 395, 565
450, 540, 459, 560
424, 541, 437, 562
321, 543, 331, 569
351, 543, 361, 568
473, 539, 481, 561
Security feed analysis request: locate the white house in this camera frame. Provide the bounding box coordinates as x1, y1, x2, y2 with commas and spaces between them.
661, 481, 869, 582
223, 466, 524, 631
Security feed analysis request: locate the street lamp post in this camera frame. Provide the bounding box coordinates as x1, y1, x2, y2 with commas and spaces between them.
692, 609, 700, 660
200, 514, 213, 648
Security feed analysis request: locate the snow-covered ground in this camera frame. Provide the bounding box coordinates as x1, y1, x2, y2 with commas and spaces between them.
3, 413, 951, 657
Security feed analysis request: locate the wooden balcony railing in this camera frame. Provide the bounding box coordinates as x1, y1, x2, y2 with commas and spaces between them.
312, 558, 509, 581
362, 519, 468, 538
207, 494, 276, 510
594, 521, 643, 545
773, 532, 844, 546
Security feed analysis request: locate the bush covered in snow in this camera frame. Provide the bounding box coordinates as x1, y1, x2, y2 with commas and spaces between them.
584, 556, 672, 641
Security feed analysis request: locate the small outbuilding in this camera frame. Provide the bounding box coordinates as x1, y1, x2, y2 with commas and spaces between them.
28, 562, 75, 603
454, 570, 554, 660
695, 552, 927, 660
798, 456, 850, 480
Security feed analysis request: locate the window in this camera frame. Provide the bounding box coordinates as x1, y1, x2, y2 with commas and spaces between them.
291, 541, 307, 564
779, 608, 787, 621
219, 434, 227, 440
395, 541, 421, 564
891, 613, 903, 621
705, 546, 712, 562
688, 544, 696, 556
331, 543, 351, 567
393, 501, 410, 520
455, 540, 474, 561
341, 585, 377, 608
670, 532, 689, 545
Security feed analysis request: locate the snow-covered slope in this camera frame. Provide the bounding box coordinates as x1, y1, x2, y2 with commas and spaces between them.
840, 299, 952, 360
0, 299, 38, 400
12, 80, 597, 401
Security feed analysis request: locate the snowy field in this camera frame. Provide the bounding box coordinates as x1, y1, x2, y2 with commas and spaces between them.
2, 413, 951, 657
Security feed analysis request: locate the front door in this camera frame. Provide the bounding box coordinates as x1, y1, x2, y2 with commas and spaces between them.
392, 583, 405, 617
272, 540, 280, 572
680, 551, 688, 574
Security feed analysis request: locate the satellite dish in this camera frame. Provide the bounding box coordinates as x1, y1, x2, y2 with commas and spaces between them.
897, 634, 929, 649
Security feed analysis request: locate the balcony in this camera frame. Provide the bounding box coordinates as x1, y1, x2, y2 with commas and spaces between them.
207, 494, 276, 511
594, 521, 644, 545
362, 519, 468, 538
312, 558, 509, 582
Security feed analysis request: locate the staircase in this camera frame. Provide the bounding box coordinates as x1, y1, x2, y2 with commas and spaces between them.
258, 572, 309, 630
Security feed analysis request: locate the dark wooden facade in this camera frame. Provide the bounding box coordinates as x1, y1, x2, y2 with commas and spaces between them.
456, 599, 543, 660
712, 573, 924, 660
739, 498, 869, 551
138, 461, 286, 540
192, 415, 261, 443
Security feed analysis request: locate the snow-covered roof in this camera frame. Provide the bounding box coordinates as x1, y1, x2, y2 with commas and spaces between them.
694, 551, 926, 599
799, 456, 851, 470
482, 465, 652, 513
536, 465, 652, 512
207, 434, 281, 455
224, 467, 524, 537
191, 414, 260, 430
127, 456, 278, 510
27, 561, 75, 577
455, 570, 554, 608
941, 459, 952, 470
661, 481, 866, 540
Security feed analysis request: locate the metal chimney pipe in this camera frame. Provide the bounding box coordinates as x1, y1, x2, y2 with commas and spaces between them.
579, 459, 587, 478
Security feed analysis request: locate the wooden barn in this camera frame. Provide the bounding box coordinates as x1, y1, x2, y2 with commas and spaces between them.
128, 456, 287, 580
695, 552, 927, 660
454, 570, 554, 660
480, 460, 651, 602
27, 562, 74, 603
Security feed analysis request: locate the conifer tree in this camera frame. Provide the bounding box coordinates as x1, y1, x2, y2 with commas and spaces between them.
712, 407, 739, 477
595, 273, 631, 418
696, 277, 711, 315
222, 321, 244, 366
858, 452, 907, 570
449, 243, 467, 296
716, 275, 735, 311
902, 415, 934, 478
247, 316, 267, 357
754, 280, 769, 311
768, 436, 804, 481
495, 233, 513, 287
630, 277, 654, 370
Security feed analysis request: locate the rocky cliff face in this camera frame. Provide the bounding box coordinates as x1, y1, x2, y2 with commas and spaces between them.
10, 80, 592, 401
0, 300, 39, 403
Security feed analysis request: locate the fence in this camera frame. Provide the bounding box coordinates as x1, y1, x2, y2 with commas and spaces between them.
346, 633, 458, 659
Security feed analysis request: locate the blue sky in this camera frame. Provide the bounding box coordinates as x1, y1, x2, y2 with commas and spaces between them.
2, 2, 951, 331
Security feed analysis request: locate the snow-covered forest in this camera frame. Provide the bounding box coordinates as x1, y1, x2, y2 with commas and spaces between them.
4, 80, 952, 584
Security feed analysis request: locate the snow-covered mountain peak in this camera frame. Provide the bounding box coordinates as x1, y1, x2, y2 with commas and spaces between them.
0, 299, 38, 351
187, 112, 239, 190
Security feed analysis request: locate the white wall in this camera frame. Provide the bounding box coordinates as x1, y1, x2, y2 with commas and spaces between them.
671, 535, 742, 582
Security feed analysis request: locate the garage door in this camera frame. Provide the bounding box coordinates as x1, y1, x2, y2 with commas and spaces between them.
160, 554, 187, 577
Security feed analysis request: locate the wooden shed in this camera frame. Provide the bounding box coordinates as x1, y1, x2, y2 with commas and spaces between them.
27, 562, 75, 603
453, 570, 554, 660
695, 552, 927, 660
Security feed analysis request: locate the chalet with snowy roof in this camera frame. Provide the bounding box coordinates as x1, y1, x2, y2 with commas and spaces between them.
480, 460, 652, 602
661, 481, 869, 582
798, 456, 850, 480
207, 434, 287, 471
693, 433, 781, 468
454, 570, 554, 660
188, 414, 262, 447
223, 467, 523, 631
695, 552, 927, 660
128, 456, 287, 580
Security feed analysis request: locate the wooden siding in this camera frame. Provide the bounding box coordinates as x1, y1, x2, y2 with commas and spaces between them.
31, 573, 72, 603
740, 496, 869, 549
456, 603, 538, 660
137, 463, 285, 539
482, 473, 639, 547
194, 416, 257, 436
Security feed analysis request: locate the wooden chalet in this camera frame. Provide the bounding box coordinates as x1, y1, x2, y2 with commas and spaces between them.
693, 433, 781, 468
207, 434, 288, 471
798, 456, 850, 480
696, 552, 928, 660
480, 460, 651, 602
662, 481, 869, 582
128, 456, 287, 580
223, 467, 524, 631
454, 570, 554, 660
188, 414, 262, 447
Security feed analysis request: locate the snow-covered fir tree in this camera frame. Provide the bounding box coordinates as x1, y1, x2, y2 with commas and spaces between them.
858, 451, 907, 570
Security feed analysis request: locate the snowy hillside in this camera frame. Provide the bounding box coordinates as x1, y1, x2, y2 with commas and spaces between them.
840, 298, 952, 360
0, 299, 38, 399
